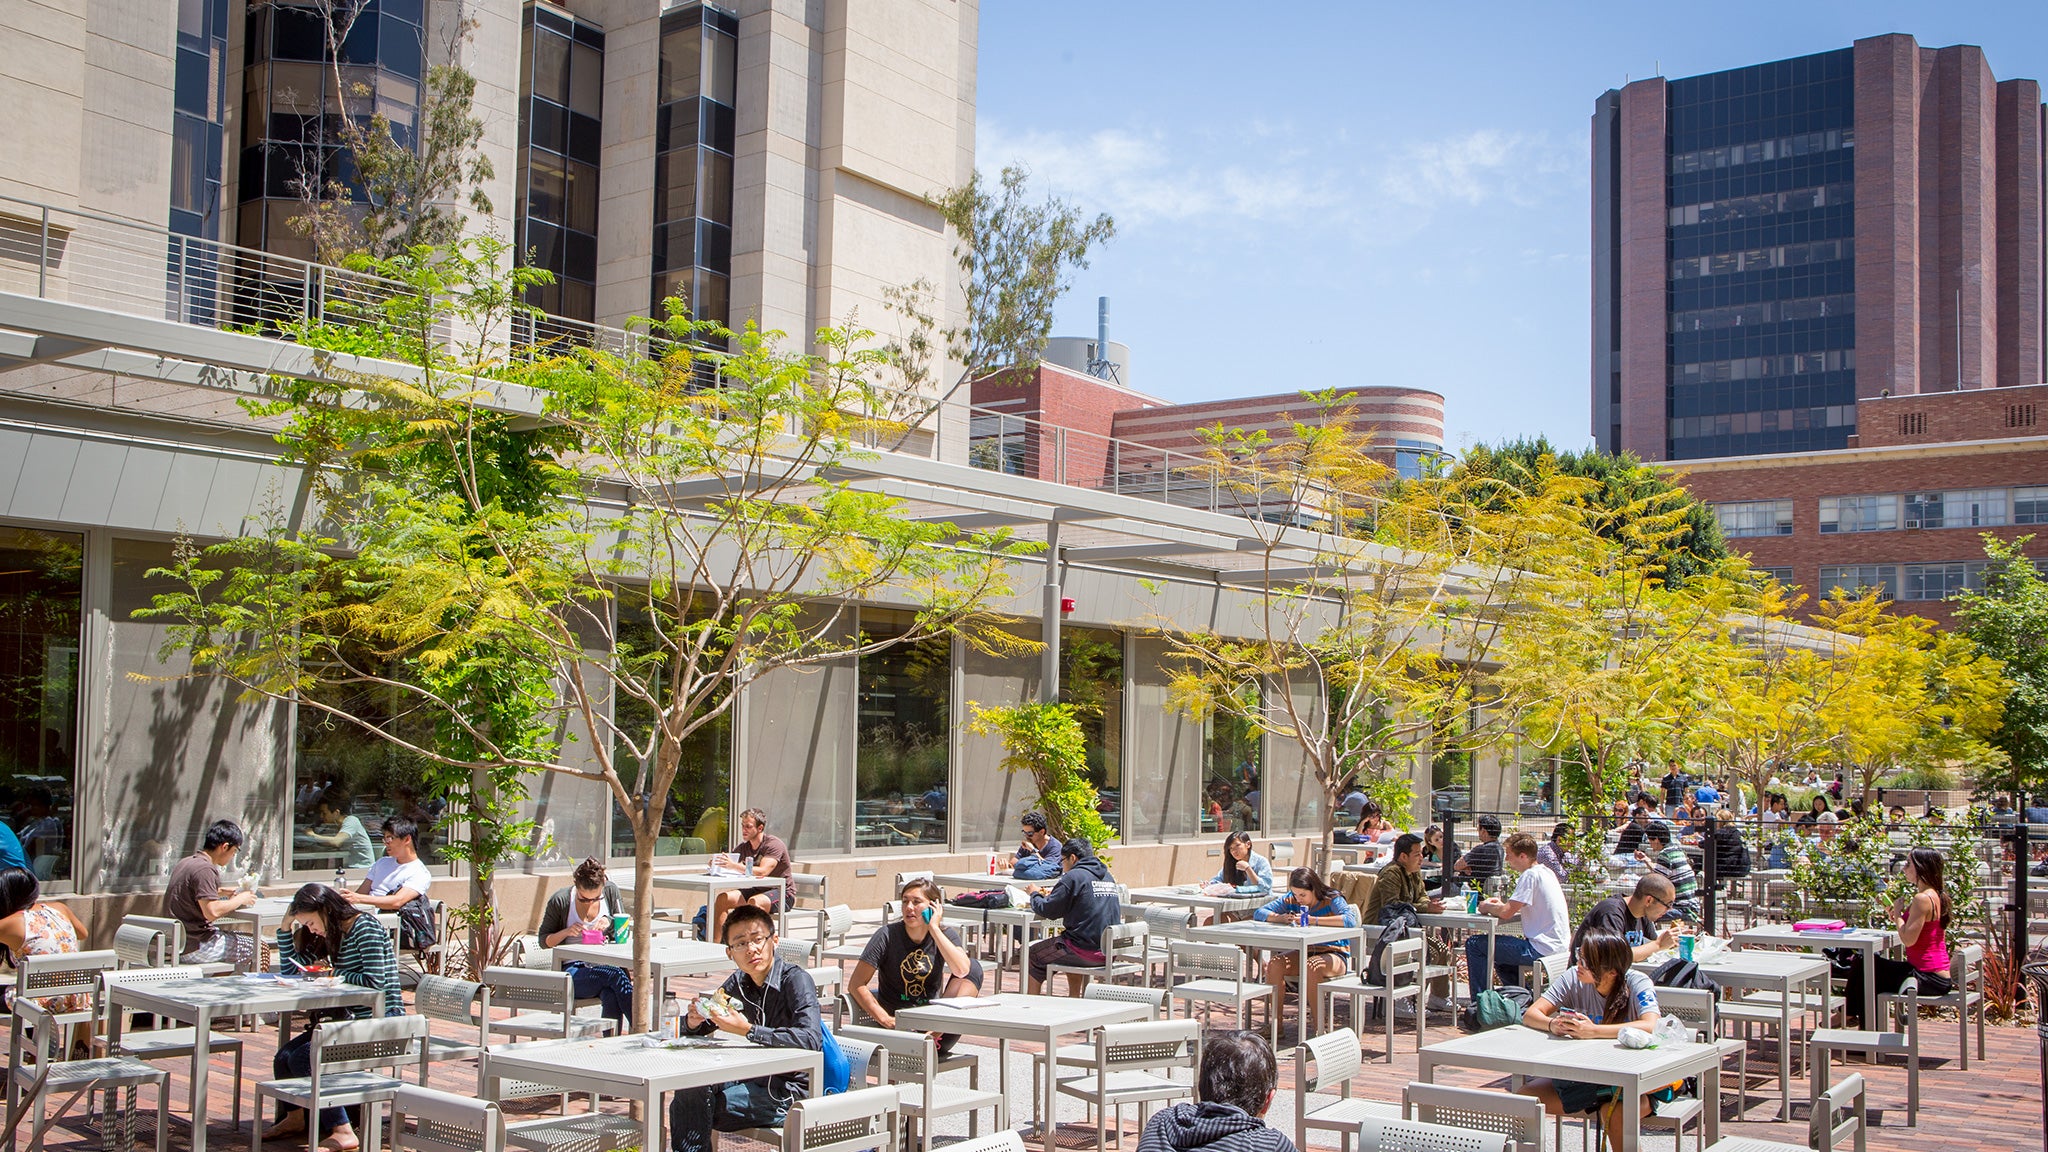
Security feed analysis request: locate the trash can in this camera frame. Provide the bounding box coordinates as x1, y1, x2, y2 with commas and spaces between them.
2022, 959, 2048, 1152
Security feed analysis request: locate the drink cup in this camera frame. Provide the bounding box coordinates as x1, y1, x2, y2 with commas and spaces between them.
611, 913, 630, 941
1465, 890, 1479, 915
1679, 934, 1696, 961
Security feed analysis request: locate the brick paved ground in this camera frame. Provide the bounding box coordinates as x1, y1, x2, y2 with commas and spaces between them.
16, 971, 2042, 1152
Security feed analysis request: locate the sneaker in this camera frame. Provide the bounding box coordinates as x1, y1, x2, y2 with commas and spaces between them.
1427, 995, 1459, 1015
1393, 1000, 1418, 1019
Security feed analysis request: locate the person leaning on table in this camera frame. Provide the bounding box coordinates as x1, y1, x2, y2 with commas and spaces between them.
1469, 831, 1571, 994
668, 903, 822, 1152
1517, 929, 1665, 1152
1009, 810, 1065, 881
1363, 833, 1455, 1012
1571, 873, 1677, 963
1022, 837, 1121, 995
162, 818, 262, 967
536, 856, 634, 1031
263, 883, 404, 1152
1251, 867, 1359, 1024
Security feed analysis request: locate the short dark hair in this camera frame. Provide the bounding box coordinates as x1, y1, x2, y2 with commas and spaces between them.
1393, 833, 1423, 858
1645, 820, 1673, 844
1502, 831, 1538, 859
899, 877, 942, 904
201, 819, 245, 852
1476, 814, 1502, 836
0, 867, 40, 919
722, 903, 775, 944
1198, 1030, 1278, 1117
1020, 811, 1048, 832
1061, 838, 1093, 862
380, 816, 419, 843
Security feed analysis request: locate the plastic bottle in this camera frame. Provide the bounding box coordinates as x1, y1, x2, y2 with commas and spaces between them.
661, 995, 682, 1039
988, 851, 997, 875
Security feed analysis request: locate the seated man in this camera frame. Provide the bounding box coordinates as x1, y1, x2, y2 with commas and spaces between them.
1023, 838, 1120, 995
346, 816, 435, 949
1469, 832, 1571, 994
1453, 814, 1504, 888
1009, 811, 1064, 881
1363, 833, 1455, 1013
1137, 1029, 1298, 1152
669, 905, 821, 1152
711, 808, 793, 942
1633, 822, 1700, 923
536, 857, 633, 1030
1571, 873, 1677, 963
849, 878, 983, 1054
163, 819, 263, 966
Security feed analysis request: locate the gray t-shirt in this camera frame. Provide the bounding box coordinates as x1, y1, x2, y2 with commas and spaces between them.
1539, 967, 1659, 1024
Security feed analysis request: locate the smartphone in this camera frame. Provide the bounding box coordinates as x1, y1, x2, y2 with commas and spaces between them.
921, 906, 933, 923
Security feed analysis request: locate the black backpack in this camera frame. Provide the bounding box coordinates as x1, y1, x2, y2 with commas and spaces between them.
1650, 957, 1719, 994
1365, 901, 1420, 985
396, 894, 438, 951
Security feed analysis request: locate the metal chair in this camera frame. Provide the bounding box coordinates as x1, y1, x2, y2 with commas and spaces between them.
1045, 920, 1149, 993
8, 994, 171, 1152
1034, 985, 1171, 1106
1165, 940, 1277, 1046
781, 1084, 901, 1152
1295, 1027, 1400, 1152
838, 1025, 1005, 1152
1315, 937, 1424, 1061
1402, 1083, 1545, 1152
1054, 1019, 1198, 1152
1134, 905, 1192, 981
97, 966, 246, 1130
1810, 1073, 1867, 1152
251, 1015, 429, 1152
1356, 1114, 1508, 1152
479, 966, 615, 1041
388, 1084, 502, 1152
818, 906, 866, 968
1639, 987, 1716, 1150
111, 925, 172, 970
412, 975, 488, 1089
933, 1133, 1024, 1152
12, 950, 121, 1043
1875, 943, 1985, 1069
776, 938, 847, 1026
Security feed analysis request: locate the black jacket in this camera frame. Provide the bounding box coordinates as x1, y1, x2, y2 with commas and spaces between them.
1029, 855, 1119, 951
685, 958, 822, 1101
1139, 1103, 1298, 1152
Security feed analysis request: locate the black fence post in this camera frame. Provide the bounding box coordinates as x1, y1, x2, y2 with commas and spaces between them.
2016, 821, 2032, 963
1701, 813, 1718, 935
1442, 810, 1461, 902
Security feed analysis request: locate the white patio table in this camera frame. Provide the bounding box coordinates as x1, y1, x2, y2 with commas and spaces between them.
1185, 919, 1365, 1037
1418, 1023, 1736, 1152
1732, 922, 1897, 1028
551, 937, 733, 993
893, 991, 1154, 1152
482, 1031, 820, 1152
103, 974, 381, 1152
1636, 945, 1830, 1115
651, 870, 795, 936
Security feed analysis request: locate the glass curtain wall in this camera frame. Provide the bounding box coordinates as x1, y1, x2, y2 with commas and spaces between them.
169, 0, 230, 323
516, 5, 603, 321
1061, 628, 1124, 838
854, 611, 950, 849
291, 652, 444, 877
651, 4, 736, 326
609, 600, 732, 859
0, 528, 82, 883
238, 0, 425, 261
1203, 708, 1262, 834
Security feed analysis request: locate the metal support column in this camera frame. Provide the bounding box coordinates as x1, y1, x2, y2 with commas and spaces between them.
1040, 520, 1061, 704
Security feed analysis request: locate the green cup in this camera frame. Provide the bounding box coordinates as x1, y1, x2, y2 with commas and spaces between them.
610, 913, 630, 942
1679, 934, 1695, 961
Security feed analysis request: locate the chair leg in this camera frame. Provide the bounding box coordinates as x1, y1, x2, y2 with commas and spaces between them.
157, 1078, 170, 1152
233, 1048, 244, 1131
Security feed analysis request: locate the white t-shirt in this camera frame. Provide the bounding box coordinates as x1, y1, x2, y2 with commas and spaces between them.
1510, 863, 1572, 957
365, 855, 431, 900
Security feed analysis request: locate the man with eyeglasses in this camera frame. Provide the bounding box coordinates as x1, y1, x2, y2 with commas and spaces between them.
668, 904, 822, 1152
1008, 811, 1063, 880
1570, 873, 1678, 963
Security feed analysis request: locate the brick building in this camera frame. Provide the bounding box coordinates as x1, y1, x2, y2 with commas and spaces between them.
1592, 35, 2045, 463
1670, 383, 2048, 625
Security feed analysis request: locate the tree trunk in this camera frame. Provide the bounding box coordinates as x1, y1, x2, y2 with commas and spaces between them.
630, 816, 657, 1034
468, 766, 492, 978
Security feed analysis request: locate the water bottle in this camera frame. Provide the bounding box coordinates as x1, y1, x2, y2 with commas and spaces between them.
333, 866, 347, 891
661, 995, 681, 1040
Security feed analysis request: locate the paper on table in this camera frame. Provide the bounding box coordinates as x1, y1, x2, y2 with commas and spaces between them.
922, 996, 987, 1008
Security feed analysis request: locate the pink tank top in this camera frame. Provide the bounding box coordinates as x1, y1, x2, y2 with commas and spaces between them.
1904, 906, 1949, 974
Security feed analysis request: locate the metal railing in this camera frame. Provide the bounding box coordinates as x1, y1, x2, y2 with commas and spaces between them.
0, 192, 1409, 540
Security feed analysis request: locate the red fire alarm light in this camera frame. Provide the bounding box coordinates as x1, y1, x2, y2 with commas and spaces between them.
1060, 597, 1076, 614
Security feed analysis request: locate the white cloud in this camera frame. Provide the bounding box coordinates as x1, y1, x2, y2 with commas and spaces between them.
977, 122, 1346, 226
1379, 129, 1575, 211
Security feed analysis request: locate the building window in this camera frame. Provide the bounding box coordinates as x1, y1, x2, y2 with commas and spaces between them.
2015, 487, 2048, 526
169, 0, 230, 324
292, 647, 445, 876
0, 527, 82, 883
650, 4, 737, 325
1818, 494, 1898, 534
1712, 499, 1793, 538
1899, 562, 1989, 602
1903, 490, 2007, 530
1202, 699, 1261, 835
1755, 566, 1795, 587
1061, 628, 1123, 839
517, 6, 603, 323
610, 599, 730, 859
854, 610, 950, 849
1817, 565, 1895, 599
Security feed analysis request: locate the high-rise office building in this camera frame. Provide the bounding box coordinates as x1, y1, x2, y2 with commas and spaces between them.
1592, 35, 2045, 462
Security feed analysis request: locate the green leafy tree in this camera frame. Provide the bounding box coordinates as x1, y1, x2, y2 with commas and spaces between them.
1954, 536, 2048, 794
963, 702, 1114, 856
1453, 438, 1730, 586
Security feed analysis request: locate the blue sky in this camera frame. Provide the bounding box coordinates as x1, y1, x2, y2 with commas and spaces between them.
973, 3, 2048, 455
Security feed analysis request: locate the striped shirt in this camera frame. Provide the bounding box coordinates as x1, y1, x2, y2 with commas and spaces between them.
275, 911, 404, 1018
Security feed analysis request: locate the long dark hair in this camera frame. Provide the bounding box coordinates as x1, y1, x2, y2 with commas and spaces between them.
1906, 847, 1950, 930
286, 882, 363, 961
1577, 930, 1638, 1026
1221, 831, 1255, 886
0, 867, 39, 965
1286, 866, 1337, 907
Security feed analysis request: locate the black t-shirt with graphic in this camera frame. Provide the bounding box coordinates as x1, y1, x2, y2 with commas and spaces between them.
857, 921, 984, 1011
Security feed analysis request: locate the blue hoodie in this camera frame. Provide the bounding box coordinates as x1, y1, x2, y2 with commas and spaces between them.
1029, 849, 1119, 951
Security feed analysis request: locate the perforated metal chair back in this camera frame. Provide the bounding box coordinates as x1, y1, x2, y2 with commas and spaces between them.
791, 874, 829, 904
935, 1132, 1024, 1152
481, 966, 575, 1013
1082, 982, 1168, 1017
390, 1083, 504, 1152
313, 1014, 430, 1077
1531, 952, 1571, 988
1654, 987, 1715, 1040
775, 939, 820, 967
1093, 1018, 1198, 1075
1169, 940, 1246, 982
1375, 936, 1424, 987
120, 914, 188, 959
836, 1036, 883, 1087
416, 975, 485, 1026
113, 923, 171, 968
1299, 1026, 1362, 1092
1356, 1114, 1508, 1152
16, 948, 119, 1007
1402, 1083, 1545, 1152
822, 904, 855, 944
1142, 904, 1194, 941
101, 963, 205, 1015
893, 870, 935, 892
784, 1084, 900, 1152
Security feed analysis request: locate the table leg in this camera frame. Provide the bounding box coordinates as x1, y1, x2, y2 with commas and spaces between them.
1618, 1074, 1641, 1152
643, 1087, 660, 1152
1860, 945, 1877, 1033
1779, 983, 1792, 1118
1296, 942, 1312, 1039
1702, 1060, 1721, 1146
189, 1006, 213, 1152
1040, 1027, 1058, 1152
997, 1038, 1013, 1133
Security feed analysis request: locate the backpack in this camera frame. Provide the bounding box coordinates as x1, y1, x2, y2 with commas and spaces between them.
948, 890, 1009, 909
819, 1023, 851, 1094
1650, 957, 1720, 995
1462, 985, 1533, 1032
396, 894, 438, 951
1364, 901, 1420, 986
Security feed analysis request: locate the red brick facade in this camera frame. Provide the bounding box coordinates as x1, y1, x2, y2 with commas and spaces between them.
1616, 78, 1670, 460
1666, 386, 2048, 626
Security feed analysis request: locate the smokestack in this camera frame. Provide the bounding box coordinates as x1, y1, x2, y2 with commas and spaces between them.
1090, 296, 1112, 380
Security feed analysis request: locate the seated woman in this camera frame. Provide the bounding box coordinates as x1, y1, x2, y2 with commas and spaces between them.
1208, 830, 1274, 892
1252, 867, 1358, 1025
264, 883, 405, 1152
848, 878, 982, 1055
0, 867, 89, 1031
536, 857, 632, 1031
1839, 847, 1953, 1026
1518, 930, 1663, 1152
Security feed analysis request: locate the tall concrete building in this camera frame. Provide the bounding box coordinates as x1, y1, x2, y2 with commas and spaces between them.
1592, 35, 2045, 462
